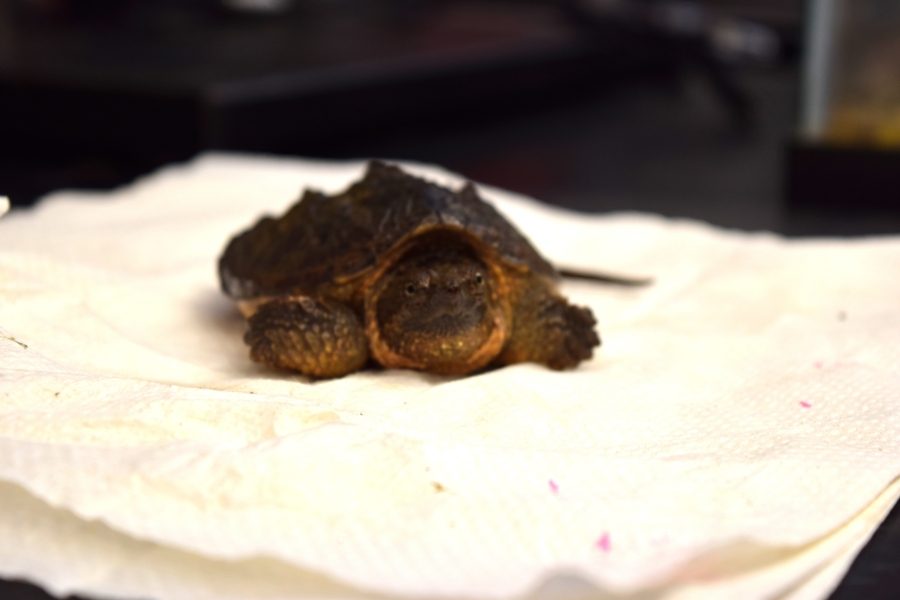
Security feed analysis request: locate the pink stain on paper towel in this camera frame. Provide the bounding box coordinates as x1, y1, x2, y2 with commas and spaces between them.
595, 532, 612, 553
548, 479, 559, 495
800, 401, 812, 409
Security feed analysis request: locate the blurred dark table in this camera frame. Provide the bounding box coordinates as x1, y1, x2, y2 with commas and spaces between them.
0, 2, 897, 599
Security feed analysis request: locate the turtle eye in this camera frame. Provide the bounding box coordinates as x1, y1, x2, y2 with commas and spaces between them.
474, 273, 484, 286
405, 283, 416, 296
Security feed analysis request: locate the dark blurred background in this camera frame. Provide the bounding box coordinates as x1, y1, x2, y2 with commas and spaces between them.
0, 1, 898, 599
1, 0, 897, 234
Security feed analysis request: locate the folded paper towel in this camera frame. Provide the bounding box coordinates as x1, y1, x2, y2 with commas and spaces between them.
0, 154, 897, 600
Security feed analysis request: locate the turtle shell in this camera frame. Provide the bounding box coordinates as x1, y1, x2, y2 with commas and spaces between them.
218, 161, 557, 300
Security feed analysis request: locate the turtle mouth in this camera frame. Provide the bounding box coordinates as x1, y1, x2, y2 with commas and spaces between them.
393, 313, 495, 368
375, 298, 494, 367
417, 309, 481, 336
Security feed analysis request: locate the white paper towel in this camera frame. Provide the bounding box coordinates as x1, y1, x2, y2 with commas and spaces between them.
0, 154, 897, 600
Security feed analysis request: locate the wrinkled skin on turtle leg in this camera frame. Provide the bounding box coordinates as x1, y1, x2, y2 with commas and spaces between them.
244, 296, 368, 378
495, 276, 601, 370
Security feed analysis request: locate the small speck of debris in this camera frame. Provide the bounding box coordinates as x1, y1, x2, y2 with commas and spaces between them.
837, 310, 847, 322
54, 391, 60, 397
1, 333, 27, 349
432, 482, 445, 492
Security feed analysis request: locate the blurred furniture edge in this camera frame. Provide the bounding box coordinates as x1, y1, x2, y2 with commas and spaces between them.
0, 3, 673, 206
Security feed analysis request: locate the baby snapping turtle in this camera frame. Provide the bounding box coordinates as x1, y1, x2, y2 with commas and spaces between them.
219, 161, 599, 378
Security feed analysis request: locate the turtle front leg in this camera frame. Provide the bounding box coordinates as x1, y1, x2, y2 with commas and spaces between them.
496, 284, 600, 370
244, 297, 368, 378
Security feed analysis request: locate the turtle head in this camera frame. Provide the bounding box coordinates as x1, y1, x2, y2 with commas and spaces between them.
367, 236, 507, 374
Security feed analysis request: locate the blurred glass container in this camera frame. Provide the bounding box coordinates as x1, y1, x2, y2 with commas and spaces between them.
801, 0, 900, 148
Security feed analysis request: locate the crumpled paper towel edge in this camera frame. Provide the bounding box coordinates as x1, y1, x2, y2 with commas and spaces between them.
780, 481, 900, 600
0, 478, 383, 600
1, 456, 897, 600
670, 476, 900, 600
3, 346, 899, 599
